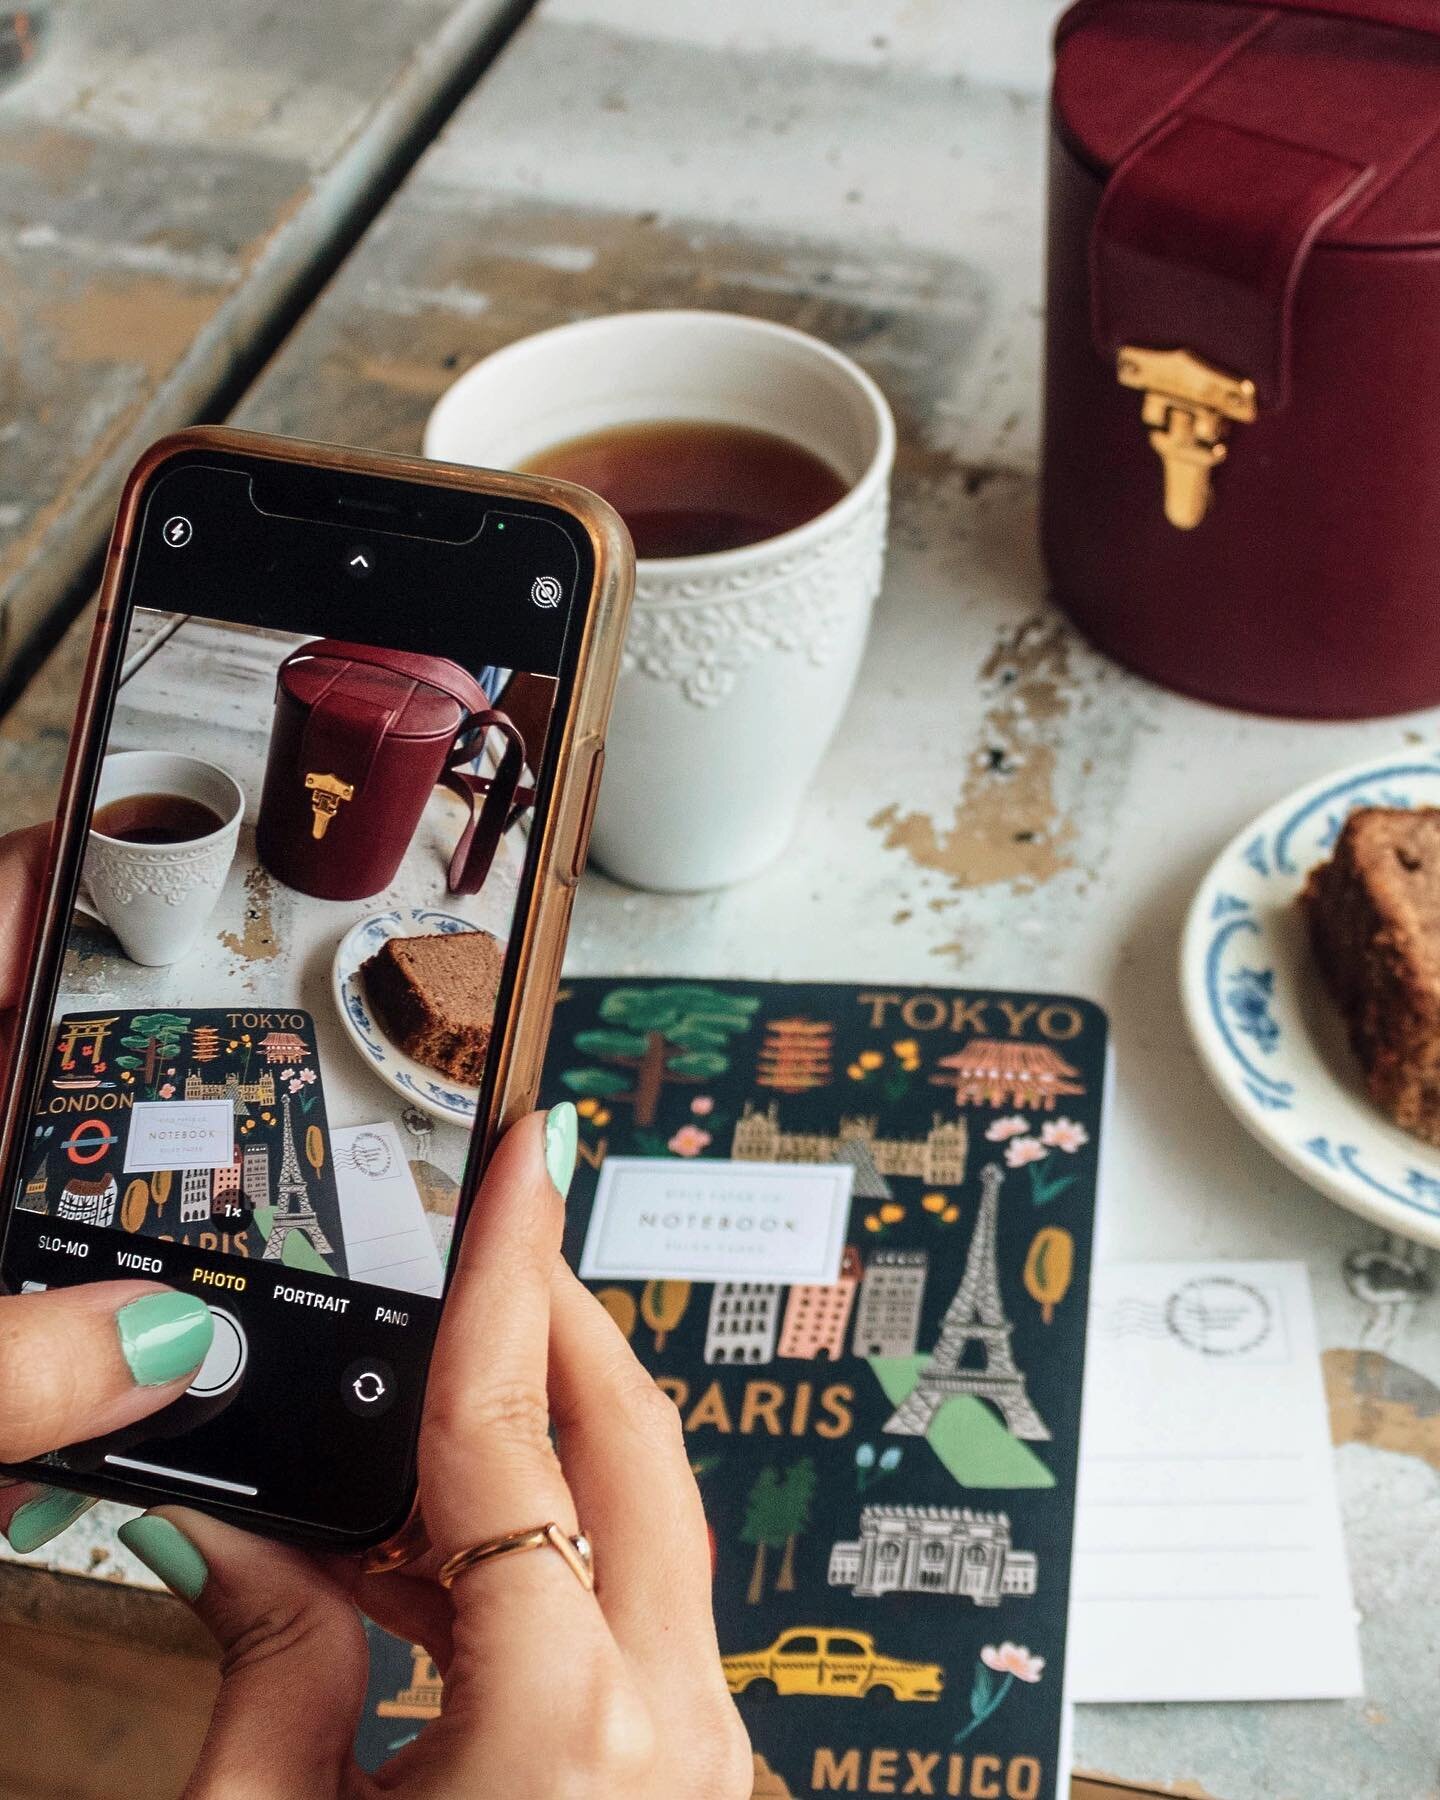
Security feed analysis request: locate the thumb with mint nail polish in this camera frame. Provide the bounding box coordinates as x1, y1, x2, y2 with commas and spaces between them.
0, 1280, 213, 1466
544, 1100, 578, 1197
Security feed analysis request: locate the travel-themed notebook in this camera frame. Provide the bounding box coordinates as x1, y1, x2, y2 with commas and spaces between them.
24, 1008, 348, 1277
352, 978, 1105, 1796
562, 978, 1103, 1799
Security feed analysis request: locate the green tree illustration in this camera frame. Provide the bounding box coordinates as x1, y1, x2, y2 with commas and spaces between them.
740, 1468, 789, 1606
740, 1458, 818, 1603
774, 1457, 818, 1594
561, 985, 759, 1127
114, 1012, 191, 1093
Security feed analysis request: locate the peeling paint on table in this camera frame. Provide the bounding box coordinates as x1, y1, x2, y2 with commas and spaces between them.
870, 617, 1078, 897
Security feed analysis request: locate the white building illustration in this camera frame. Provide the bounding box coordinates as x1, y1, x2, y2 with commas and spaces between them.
184, 1069, 275, 1114
242, 1144, 270, 1212
732, 1103, 966, 1186
852, 1250, 929, 1358
828, 1504, 1037, 1606
179, 1166, 212, 1225
57, 1175, 118, 1228
705, 1282, 782, 1365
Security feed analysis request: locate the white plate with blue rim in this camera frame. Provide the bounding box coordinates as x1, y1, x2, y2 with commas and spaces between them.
332, 909, 481, 1125
1180, 747, 1440, 1249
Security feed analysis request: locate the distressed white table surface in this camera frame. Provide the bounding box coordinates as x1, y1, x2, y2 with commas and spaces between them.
4, 1, 1439, 1795
0, 0, 522, 686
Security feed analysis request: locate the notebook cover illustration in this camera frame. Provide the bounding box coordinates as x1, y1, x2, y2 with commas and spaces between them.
23, 1008, 348, 1277
549, 978, 1106, 1800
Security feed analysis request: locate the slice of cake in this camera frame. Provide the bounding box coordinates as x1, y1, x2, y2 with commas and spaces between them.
361, 929, 504, 1087
1302, 806, 1440, 1145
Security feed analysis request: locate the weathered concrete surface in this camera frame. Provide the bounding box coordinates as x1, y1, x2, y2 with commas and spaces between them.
0, 0, 522, 685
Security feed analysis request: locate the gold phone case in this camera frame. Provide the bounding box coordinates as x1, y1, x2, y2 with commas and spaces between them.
0, 426, 634, 1559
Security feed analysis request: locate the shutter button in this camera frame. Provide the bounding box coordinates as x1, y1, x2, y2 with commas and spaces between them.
186, 1306, 248, 1399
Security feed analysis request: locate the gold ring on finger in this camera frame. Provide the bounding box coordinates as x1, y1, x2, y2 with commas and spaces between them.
437, 1522, 595, 1593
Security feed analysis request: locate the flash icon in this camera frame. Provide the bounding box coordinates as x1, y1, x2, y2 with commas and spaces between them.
162, 516, 193, 549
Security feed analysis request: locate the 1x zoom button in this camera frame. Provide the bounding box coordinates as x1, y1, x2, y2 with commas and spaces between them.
186, 1306, 248, 1399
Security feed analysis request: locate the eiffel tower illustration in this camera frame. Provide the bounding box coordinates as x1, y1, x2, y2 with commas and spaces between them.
883, 1161, 1049, 1442
262, 1095, 333, 1262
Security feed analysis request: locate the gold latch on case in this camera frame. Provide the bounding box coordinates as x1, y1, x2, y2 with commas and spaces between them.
1116, 347, 1257, 530
305, 772, 354, 839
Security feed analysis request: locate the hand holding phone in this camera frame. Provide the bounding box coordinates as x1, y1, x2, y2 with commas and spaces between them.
0, 430, 632, 1551
0, 824, 221, 1552
114, 1111, 751, 1799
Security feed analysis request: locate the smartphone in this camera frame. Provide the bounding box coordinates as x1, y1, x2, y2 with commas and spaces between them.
0, 428, 632, 1553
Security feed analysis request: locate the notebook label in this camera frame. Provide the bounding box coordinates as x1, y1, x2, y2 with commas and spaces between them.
579, 1156, 852, 1284
123, 1099, 235, 1173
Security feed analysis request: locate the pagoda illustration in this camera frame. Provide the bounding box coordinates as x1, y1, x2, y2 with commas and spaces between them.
883, 1162, 1049, 1442
262, 1095, 333, 1262
756, 1017, 834, 1093
930, 1039, 1084, 1112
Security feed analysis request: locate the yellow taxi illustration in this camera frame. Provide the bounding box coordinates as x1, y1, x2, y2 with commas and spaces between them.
722, 1628, 944, 1702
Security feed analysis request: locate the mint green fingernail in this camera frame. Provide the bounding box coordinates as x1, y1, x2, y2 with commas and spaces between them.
116, 1291, 214, 1387
119, 1515, 207, 1601
544, 1102, 578, 1197
5, 1486, 95, 1554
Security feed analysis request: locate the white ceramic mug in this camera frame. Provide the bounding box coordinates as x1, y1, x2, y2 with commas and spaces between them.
424, 311, 895, 891
80, 751, 244, 966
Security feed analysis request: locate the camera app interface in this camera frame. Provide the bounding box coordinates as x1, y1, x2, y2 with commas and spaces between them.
1, 451, 588, 1536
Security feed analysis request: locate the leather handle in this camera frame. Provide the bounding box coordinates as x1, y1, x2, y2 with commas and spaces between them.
441, 711, 536, 896
1092, 110, 1372, 407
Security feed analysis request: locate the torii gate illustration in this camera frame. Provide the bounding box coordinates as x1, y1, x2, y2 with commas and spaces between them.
882, 1160, 1050, 1443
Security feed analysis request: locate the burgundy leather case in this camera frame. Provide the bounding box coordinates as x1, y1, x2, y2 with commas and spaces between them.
1043, 0, 1440, 717
256, 640, 513, 903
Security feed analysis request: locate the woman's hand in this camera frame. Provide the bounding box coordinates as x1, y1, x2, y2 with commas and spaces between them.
118, 1107, 752, 1798
0, 821, 49, 1050
0, 823, 217, 1553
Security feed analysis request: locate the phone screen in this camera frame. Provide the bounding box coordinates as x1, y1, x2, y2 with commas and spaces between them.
0, 444, 595, 1544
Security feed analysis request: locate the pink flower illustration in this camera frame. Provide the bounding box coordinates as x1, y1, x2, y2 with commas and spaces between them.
1040, 1117, 1088, 1153
668, 1125, 712, 1157
158, 1082, 175, 1099
980, 1643, 1045, 1683
690, 1095, 715, 1116
281, 1069, 295, 1081
1004, 1136, 1047, 1168
985, 1115, 1030, 1142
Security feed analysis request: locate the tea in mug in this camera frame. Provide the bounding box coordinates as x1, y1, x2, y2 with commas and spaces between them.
524, 419, 848, 559
92, 792, 226, 845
